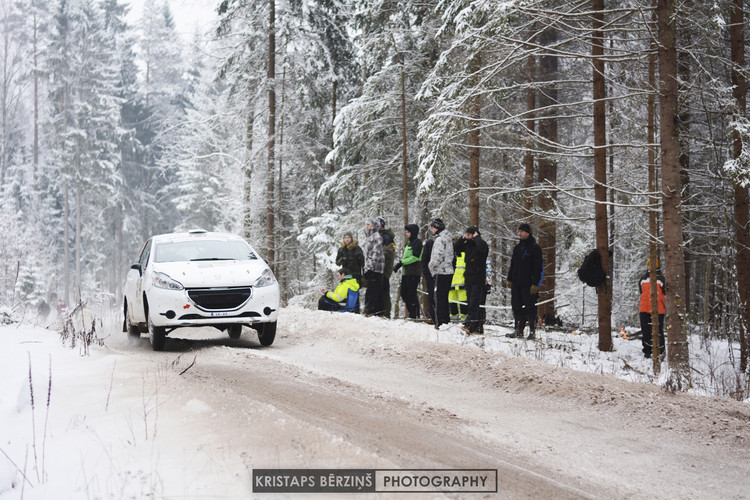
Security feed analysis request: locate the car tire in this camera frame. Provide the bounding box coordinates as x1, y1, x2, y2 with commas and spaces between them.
228, 324, 242, 339
148, 315, 166, 351
124, 302, 141, 339
256, 321, 276, 346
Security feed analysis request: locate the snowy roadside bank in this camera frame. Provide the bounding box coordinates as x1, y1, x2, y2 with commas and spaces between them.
1, 306, 748, 499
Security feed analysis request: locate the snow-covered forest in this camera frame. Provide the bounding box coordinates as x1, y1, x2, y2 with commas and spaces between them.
1, 0, 749, 392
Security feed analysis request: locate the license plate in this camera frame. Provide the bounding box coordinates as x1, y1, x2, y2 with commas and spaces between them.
209, 311, 230, 317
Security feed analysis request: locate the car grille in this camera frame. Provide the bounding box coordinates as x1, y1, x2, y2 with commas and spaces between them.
187, 287, 252, 310
179, 311, 261, 320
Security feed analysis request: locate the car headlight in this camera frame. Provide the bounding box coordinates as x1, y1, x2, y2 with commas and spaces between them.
152, 272, 184, 290
254, 268, 277, 287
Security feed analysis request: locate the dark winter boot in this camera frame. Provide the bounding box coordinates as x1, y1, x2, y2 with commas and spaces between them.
507, 318, 524, 338
526, 316, 537, 340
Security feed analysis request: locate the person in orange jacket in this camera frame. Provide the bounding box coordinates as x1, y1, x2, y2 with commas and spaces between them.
638, 262, 666, 359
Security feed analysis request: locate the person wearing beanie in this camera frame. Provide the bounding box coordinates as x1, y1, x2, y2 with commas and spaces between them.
363, 218, 385, 316
318, 269, 361, 312
430, 218, 446, 232
454, 225, 489, 334
393, 224, 423, 319
428, 217, 454, 328
378, 217, 396, 318
506, 223, 543, 340
336, 231, 365, 286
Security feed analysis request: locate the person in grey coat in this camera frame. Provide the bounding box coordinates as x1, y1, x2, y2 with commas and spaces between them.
363, 217, 385, 316
428, 218, 454, 328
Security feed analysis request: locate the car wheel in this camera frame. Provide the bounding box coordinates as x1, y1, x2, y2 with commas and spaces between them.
256, 321, 276, 346
124, 302, 140, 338
148, 315, 166, 351
228, 324, 242, 339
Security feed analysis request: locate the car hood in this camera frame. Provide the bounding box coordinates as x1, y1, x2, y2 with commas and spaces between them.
153, 260, 268, 288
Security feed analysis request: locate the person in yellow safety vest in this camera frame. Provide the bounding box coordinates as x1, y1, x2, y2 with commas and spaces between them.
318, 269, 361, 311
448, 252, 467, 321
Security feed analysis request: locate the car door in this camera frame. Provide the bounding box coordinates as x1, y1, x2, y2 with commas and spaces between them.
125, 239, 152, 322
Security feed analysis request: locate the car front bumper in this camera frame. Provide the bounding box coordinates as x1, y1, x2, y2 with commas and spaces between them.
147, 283, 280, 328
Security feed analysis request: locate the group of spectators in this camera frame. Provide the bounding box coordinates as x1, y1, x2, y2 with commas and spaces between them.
318, 217, 667, 356
318, 218, 547, 338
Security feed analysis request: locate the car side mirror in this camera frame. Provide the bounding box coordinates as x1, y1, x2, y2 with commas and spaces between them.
131, 263, 142, 276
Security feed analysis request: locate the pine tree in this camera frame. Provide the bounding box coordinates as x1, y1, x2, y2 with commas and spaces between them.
137, 0, 188, 239
45, 0, 125, 300
0, 0, 28, 189
657, 0, 690, 381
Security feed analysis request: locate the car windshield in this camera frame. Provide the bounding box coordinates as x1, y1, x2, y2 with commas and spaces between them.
154, 239, 258, 263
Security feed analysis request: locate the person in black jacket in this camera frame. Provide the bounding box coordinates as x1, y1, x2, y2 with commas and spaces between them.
336, 231, 365, 284
421, 231, 436, 325
505, 223, 543, 340
393, 224, 423, 319
454, 226, 489, 334
378, 217, 396, 318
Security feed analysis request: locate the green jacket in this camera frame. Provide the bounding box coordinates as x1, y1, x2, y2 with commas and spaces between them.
400, 235, 423, 276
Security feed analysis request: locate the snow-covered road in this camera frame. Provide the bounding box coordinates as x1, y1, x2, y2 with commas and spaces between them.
2, 306, 749, 498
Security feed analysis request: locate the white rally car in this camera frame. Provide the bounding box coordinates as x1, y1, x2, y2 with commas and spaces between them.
123, 230, 280, 351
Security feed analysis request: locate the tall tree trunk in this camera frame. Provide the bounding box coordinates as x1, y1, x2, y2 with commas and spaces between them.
678, 34, 692, 308
278, 62, 287, 301
75, 186, 81, 303
648, 42, 662, 373
331, 80, 337, 161
524, 42, 535, 214
64, 183, 70, 306
537, 27, 558, 324
400, 58, 409, 226
396, 53, 408, 319
117, 206, 123, 304
608, 37, 615, 253
243, 105, 255, 241
730, 0, 749, 373
266, 0, 276, 270
329, 79, 337, 211
657, 0, 690, 381
593, 0, 612, 351
1, 26, 8, 187
32, 9, 39, 179
145, 46, 150, 108
468, 53, 481, 227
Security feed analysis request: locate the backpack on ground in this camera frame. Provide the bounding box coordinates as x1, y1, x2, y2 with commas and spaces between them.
577, 249, 606, 287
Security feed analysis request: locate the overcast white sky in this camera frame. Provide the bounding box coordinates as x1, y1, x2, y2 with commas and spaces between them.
125, 0, 218, 39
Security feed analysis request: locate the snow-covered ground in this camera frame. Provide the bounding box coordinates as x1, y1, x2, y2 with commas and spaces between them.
1, 305, 749, 499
